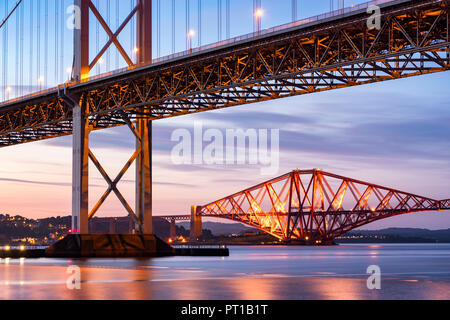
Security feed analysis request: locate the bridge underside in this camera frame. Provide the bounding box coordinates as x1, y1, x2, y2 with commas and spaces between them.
198, 170, 449, 243
0, 0, 448, 147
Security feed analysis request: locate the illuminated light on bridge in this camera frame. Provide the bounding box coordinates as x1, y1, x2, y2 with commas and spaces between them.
195, 169, 450, 243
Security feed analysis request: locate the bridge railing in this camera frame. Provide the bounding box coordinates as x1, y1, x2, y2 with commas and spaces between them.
0, 0, 397, 107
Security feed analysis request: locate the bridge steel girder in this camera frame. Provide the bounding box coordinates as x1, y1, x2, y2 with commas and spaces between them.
198, 169, 448, 243
0, 0, 448, 147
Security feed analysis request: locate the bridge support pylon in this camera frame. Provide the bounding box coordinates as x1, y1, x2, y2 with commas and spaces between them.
190, 206, 203, 241
70, 0, 154, 236
69, 95, 155, 235
46, 0, 169, 257
170, 219, 177, 240
71, 98, 90, 234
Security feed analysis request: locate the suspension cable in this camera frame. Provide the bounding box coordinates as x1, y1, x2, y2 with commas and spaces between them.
116, 0, 119, 69
30, 0, 34, 93
0, 0, 23, 31
44, 0, 48, 87
172, 0, 175, 53
107, 0, 111, 72
218, 0, 222, 41
226, 0, 230, 39
292, 0, 297, 22
157, 0, 161, 57
2, 1, 8, 100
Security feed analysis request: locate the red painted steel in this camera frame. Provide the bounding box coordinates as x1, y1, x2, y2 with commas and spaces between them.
199, 170, 449, 243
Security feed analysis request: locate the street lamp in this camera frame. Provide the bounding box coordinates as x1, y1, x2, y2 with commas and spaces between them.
37, 76, 44, 90
4, 86, 12, 100
187, 29, 196, 52
254, 8, 264, 33
66, 67, 73, 81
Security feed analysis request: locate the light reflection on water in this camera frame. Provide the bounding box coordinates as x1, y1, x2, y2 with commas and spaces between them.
0, 244, 450, 300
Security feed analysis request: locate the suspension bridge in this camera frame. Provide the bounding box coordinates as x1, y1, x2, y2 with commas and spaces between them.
0, 0, 449, 253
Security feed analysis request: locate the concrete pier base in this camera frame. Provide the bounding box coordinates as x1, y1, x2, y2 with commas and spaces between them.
45, 234, 174, 258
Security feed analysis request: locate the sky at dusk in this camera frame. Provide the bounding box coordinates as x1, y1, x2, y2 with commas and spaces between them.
0, 0, 449, 230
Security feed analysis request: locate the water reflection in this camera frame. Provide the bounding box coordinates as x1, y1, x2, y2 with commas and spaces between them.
0, 244, 449, 299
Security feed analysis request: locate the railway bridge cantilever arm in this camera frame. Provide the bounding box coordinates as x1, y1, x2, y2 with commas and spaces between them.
439, 199, 450, 210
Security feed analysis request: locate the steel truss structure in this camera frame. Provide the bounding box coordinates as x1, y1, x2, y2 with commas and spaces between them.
199, 169, 450, 243
0, 0, 449, 147
441, 199, 450, 208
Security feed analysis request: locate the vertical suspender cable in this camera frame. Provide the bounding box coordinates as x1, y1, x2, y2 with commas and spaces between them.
253, 0, 256, 32
226, 0, 230, 39
131, 0, 135, 63
37, 0, 41, 89
217, 0, 222, 41
198, 0, 201, 47
15, 1, 18, 95
157, 0, 161, 57
116, 0, 119, 69
107, 0, 111, 72
55, 0, 59, 85
292, 0, 297, 22
0, 22, 2, 100
16, 0, 19, 97
14, 2, 23, 96
15, 1, 18, 97
258, 0, 261, 31
2, 1, 8, 100
253, 0, 261, 33
61, 0, 65, 82
44, 0, 48, 87
20, 2, 24, 96
96, 0, 100, 74
132, 0, 135, 63
30, 0, 34, 93
172, 0, 175, 53
186, 0, 189, 50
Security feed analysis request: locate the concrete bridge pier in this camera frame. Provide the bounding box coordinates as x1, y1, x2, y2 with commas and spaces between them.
190, 206, 203, 241
170, 219, 177, 239
109, 218, 117, 234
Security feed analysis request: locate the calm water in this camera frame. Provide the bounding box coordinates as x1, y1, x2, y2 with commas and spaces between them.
1, 244, 449, 300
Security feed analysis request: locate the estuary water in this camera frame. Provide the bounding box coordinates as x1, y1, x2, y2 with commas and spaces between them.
0, 244, 449, 300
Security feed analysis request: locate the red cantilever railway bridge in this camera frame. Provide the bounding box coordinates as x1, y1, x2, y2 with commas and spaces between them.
162, 169, 450, 244
0, 0, 449, 236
